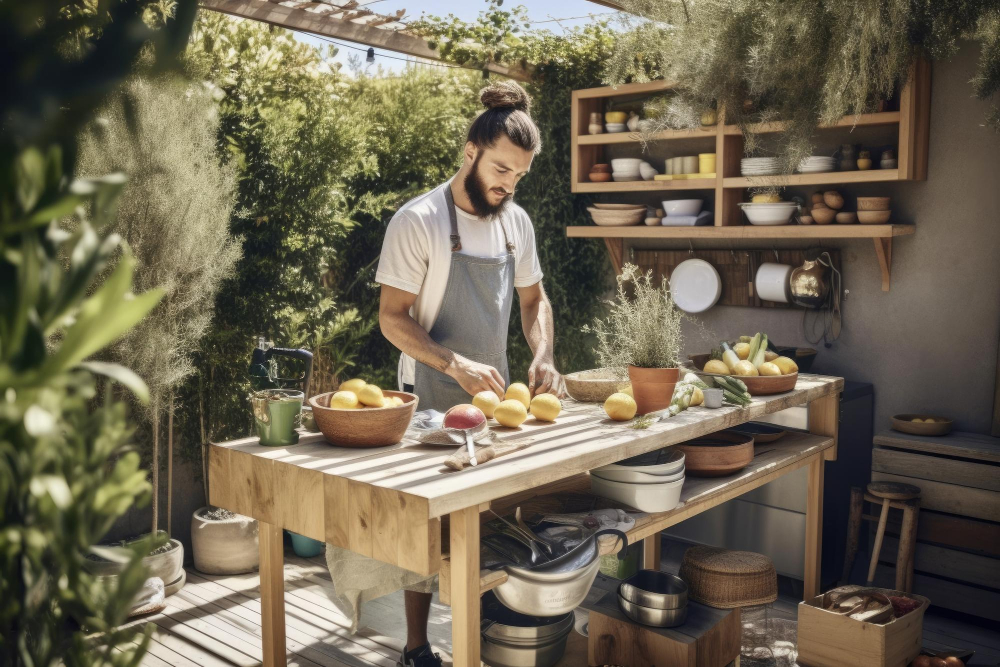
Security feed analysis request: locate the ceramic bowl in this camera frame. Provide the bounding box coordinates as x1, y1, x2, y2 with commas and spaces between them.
811, 207, 836, 224
587, 207, 644, 226
589, 172, 612, 182
685, 357, 798, 396
563, 369, 629, 402
835, 211, 857, 224
639, 163, 658, 180
593, 203, 645, 211
857, 209, 892, 224
823, 191, 845, 210
857, 197, 890, 211
738, 202, 796, 226
605, 123, 627, 133
675, 431, 754, 477
590, 474, 685, 513
605, 111, 628, 124
590, 163, 612, 173
661, 199, 703, 216
611, 158, 644, 171
891, 414, 953, 436
310, 390, 417, 448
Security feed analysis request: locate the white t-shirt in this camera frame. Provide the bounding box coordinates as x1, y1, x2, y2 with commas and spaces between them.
375, 181, 544, 386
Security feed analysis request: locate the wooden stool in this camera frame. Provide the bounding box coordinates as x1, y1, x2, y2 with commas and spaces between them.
842, 481, 921, 592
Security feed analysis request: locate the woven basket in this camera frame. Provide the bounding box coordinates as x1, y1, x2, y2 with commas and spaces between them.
679, 546, 777, 609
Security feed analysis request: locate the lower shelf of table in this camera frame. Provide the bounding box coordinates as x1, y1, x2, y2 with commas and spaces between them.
439, 430, 834, 604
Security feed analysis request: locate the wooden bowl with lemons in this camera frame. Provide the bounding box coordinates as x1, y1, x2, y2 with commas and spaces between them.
687, 354, 798, 396
309, 385, 418, 448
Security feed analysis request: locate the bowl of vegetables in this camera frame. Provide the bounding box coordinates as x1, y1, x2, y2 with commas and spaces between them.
688, 333, 799, 396
891, 414, 953, 436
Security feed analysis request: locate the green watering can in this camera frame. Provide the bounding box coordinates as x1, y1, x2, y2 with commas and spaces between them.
248, 337, 313, 446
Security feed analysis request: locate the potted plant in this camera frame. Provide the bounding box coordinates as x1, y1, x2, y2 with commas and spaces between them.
584, 263, 684, 414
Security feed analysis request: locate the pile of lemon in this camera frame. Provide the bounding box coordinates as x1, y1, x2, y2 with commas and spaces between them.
330, 378, 404, 409
472, 382, 561, 428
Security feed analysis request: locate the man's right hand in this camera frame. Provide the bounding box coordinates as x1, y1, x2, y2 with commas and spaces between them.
447, 355, 506, 399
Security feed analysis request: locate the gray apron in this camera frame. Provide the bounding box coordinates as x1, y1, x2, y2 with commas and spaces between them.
411, 182, 515, 412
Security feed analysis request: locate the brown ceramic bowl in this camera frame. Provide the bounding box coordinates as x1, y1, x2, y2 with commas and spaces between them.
811, 207, 835, 224
589, 172, 613, 182
686, 356, 798, 396
891, 414, 953, 437
858, 210, 892, 224
676, 431, 754, 477
857, 196, 890, 211
835, 211, 857, 224
591, 163, 612, 173
309, 390, 417, 447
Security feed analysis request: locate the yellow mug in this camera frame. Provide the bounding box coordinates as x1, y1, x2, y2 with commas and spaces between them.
605, 111, 628, 124
698, 153, 717, 174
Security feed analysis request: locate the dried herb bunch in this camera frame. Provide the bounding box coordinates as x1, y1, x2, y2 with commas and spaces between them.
584, 263, 684, 377
605, 0, 1000, 174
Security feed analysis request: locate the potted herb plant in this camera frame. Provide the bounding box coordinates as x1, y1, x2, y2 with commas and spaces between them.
585, 263, 684, 414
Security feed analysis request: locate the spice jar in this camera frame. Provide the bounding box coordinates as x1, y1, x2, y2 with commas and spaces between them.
588, 112, 603, 135
856, 150, 872, 170
838, 144, 856, 171
880, 148, 897, 169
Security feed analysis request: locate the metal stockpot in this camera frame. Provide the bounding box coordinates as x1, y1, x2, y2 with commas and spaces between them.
481, 592, 574, 667
493, 528, 628, 617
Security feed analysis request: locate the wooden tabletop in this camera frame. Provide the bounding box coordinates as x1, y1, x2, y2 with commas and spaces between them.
208, 373, 843, 576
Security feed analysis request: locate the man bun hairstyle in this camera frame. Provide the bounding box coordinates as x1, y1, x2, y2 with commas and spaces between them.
467, 80, 541, 154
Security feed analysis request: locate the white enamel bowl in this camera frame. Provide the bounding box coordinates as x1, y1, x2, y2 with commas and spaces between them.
738, 202, 797, 226
669, 258, 722, 313
590, 475, 685, 513
661, 199, 703, 216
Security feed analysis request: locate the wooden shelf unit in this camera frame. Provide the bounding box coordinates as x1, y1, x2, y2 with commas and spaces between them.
569, 60, 930, 291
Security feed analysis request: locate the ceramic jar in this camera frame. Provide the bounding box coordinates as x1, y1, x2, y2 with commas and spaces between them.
838, 144, 856, 171
789, 258, 831, 309
856, 150, 872, 170
881, 148, 897, 169
588, 112, 603, 135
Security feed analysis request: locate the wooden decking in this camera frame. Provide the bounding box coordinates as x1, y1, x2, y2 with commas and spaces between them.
123, 549, 1000, 667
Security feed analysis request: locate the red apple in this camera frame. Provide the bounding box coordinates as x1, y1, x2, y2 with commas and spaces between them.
444, 404, 486, 430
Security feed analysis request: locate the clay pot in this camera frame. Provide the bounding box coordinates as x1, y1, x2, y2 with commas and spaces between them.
628, 366, 679, 415
589, 172, 612, 182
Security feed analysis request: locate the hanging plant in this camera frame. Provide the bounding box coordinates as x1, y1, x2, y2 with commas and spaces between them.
604, 0, 1000, 174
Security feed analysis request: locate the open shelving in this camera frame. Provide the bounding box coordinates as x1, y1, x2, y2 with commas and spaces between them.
568, 61, 931, 291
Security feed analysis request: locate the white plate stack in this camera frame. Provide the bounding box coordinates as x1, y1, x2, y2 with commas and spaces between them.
611, 158, 643, 182
590, 449, 686, 513
740, 157, 780, 176
797, 156, 836, 173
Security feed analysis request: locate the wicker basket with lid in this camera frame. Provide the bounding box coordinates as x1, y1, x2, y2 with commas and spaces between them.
679, 546, 777, 609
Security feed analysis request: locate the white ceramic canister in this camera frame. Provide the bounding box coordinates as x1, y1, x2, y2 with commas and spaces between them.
755, 262, 793, 303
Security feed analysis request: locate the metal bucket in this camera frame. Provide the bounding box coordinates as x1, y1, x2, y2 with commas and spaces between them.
481, 592, 574, 667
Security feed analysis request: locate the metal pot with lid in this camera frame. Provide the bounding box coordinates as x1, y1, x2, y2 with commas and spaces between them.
480, 591, 574, 667
491, 528, 628, 617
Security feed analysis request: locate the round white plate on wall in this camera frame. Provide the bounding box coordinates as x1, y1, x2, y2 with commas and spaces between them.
670, 259, 722, 314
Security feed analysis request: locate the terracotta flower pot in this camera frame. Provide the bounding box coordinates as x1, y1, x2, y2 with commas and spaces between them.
628, 366, 679, 414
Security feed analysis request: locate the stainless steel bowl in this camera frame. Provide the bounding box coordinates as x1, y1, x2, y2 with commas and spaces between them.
618, 594, 688, 628
619, 570, 688, 610
481, 592, 574, 667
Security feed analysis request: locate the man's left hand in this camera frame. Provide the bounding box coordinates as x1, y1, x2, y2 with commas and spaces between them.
528, 357, 564, 397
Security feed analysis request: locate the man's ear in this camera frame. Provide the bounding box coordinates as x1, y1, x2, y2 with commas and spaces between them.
464, 141, 478, 164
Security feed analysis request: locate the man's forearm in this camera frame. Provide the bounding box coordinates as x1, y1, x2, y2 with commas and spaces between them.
379, 311, 456, 374
522, 295, 555, 360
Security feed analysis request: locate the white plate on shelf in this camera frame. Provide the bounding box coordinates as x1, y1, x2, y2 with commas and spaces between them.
669, 258, 722, 314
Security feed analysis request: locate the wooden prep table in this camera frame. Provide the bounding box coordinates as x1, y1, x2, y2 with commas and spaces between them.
209, 373, 843, 666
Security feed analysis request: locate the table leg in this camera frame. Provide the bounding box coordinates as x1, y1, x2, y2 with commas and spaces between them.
259, 521, 286, 667
804, 457, 825, 600
450, 506, 481, 667
643, 533, 662, 571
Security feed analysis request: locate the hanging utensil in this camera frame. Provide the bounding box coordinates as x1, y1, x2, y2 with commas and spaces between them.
490, 510, 550, 564
516, 507, 555, 557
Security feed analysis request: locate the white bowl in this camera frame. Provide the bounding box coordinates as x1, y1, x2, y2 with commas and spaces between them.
591, 466, 686, 484
605, 124, 627, 133
612, 174, 641, 182
661, 199, 703, 216
611, 158, 644, 171
639, 163, 658, 180
738, 202, 797, 226
599, 448, 685, 475
590, 474, 685, 513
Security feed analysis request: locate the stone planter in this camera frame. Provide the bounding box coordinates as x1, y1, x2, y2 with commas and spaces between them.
191, 506, 259, 575
84, 535, 185, 598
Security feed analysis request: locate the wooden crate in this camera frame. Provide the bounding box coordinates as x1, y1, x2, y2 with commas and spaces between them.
870, 430, 1000, 620
797, 590, 929, 667
585, 589, 740, 667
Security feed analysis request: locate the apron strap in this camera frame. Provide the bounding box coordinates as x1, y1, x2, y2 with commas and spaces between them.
445, 180, 515, 255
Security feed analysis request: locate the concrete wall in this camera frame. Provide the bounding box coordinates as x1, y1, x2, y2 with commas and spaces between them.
628, 45, 1000, 434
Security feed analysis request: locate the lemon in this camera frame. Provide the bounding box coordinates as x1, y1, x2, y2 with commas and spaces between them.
339, 378, 367, 394
691, 387, 704, 406
330, 391, 360, 409
618, 383, 634, 397
703, 359, 730, 375
734, 342, 751, 360
764, 350, 779, 362
733, 360, 759, 376
529, 394, 561, 422
387, 396, 404, 407
505, 382, 531, 410
912, 418, 924, 423
604, 392, 637, 421
494, 399, 528, 428
472, 391, 501, 419
357, 384, 385, 408
758, 362, 781, 376
773, 356, 799, 375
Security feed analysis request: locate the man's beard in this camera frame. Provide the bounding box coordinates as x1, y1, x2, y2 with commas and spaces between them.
463, 154, 512, 220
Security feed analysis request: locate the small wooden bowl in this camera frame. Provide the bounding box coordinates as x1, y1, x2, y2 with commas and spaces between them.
309, 390, 418, 447
835, 211, 857, 224
686, 356, 798, 395
858, 209, 891, 224
676, 431, 755, 477
811, 207, 835, 224
591, 163, 612, 173
891, 414, 953, 436
857, 196, 890, 211
564, 369, 629, 403
589, 172, 612, 182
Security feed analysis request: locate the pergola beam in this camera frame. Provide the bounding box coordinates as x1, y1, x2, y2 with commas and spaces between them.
198, 0, 531, 80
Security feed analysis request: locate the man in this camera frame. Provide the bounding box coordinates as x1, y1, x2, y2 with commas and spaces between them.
372, 80, 559, 666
